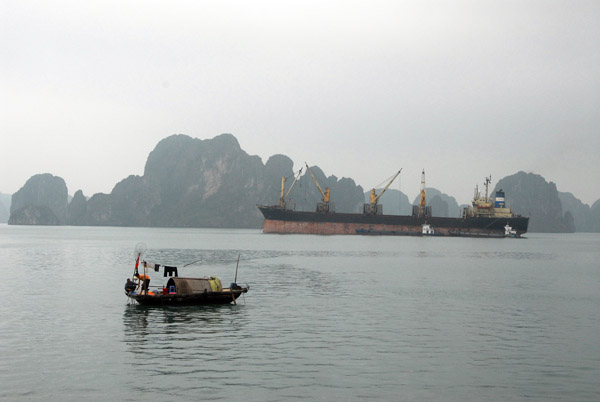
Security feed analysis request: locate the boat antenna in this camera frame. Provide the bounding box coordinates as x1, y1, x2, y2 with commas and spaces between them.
484, 175, 491, 202
234, 254, 240, 283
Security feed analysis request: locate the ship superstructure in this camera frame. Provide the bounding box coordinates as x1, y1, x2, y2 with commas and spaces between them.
464, 176, 514, 219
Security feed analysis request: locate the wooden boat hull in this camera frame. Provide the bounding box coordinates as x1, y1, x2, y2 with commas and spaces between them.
127, 288, 248, 306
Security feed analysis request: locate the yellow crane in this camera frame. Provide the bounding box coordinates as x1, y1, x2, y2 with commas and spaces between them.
419, 169, 427, 216
278, 168, 303, 208
305, 162, 331, 212
367, 169, 402, 215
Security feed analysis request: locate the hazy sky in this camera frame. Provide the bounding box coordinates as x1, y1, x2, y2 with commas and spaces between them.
2, 0, 599, 205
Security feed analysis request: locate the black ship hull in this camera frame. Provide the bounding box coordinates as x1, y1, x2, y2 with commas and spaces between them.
258, 206, 529, 237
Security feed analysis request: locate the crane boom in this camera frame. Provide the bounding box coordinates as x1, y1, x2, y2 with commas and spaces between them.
372, 169, 402, 205
285, 168, 303, 199
305, 162, 329, 203
279, 176, 286, 207
278, 168, 303, 208
419, 169, 426, 209
366, 169, 402, 215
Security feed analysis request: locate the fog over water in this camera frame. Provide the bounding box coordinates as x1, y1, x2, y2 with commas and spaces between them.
1, 1, 599, 204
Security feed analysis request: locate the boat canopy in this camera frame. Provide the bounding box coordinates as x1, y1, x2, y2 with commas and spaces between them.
166, 277, 222, 295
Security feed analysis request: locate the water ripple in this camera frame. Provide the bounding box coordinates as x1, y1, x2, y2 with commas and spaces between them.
1, 227, 599, 401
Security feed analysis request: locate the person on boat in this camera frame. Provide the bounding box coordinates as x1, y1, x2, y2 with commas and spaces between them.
135, 273, 151, 293
124, 278, 137, 293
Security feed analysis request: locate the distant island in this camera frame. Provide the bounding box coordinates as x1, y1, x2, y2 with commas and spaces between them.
3, 133, 600, 232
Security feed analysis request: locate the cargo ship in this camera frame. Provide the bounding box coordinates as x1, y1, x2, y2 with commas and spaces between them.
257, 166, 529, 238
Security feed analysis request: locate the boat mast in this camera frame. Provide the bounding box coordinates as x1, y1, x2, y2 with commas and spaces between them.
484, 175, 491, 202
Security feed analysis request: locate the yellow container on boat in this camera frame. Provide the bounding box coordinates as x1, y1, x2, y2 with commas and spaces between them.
209, 276, 222, 292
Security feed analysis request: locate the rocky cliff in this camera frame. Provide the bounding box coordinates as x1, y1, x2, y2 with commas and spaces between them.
363, 189, 412, 216
7, 134, 599, 232
0, 194, 10, 223
294, 165, 364, 213
557, 192, 600, 233
558, 191, 593, 232
67, 190, 88, 225
65, 134, 364, 228
412, 189, 461, 218
591, 201, 600, 232
9, 174, 68, 225
493, 171, 573, 233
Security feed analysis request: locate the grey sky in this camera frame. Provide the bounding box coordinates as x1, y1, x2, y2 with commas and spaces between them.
2, 0, 599, 205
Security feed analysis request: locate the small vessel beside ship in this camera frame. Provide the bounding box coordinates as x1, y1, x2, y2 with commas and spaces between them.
258, 166, 529, 238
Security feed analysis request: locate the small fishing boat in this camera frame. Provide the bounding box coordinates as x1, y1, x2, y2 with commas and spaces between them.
125, 243, 249, 306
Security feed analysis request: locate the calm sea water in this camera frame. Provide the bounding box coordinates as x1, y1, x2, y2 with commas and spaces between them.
0, 225, 598, 401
